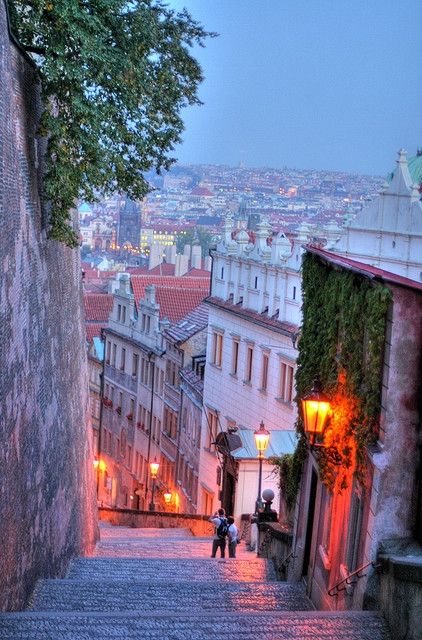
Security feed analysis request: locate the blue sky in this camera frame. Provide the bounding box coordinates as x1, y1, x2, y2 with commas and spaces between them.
168, 0, 422, 176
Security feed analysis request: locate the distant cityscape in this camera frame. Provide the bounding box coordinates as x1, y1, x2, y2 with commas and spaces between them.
78, 162, 385, 265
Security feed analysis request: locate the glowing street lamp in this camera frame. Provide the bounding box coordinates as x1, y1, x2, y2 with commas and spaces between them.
163, 491, 172, 505
254, 421, 270, 513
301, 378, 331, 446
149, 458, 160, 511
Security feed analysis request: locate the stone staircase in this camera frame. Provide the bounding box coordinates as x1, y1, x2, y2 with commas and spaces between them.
0, 524, 391, 639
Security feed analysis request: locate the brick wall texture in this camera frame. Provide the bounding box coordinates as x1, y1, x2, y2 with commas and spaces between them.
0, 1, 98, 611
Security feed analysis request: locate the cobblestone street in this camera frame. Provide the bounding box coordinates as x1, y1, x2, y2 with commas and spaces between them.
0, 524, 391, 639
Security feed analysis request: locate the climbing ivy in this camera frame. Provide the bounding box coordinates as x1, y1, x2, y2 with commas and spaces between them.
272, 252, 392, 499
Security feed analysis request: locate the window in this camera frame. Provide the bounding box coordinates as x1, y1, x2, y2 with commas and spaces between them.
120, 348, 126, 371
203, 489, 213, 516
261, 353, 269, 391
106, 341, 111, 364
118, 391, 123, 411
254, 276, 258, 289
221, 266, 224, 279
293, 286, 296, 300
146, 316, 151, 333
206, 409, 218, 449
245, 345, 253, 383
231, 339, 239, 375
117, 304, 121, 321
132, 353, 139, 377
111, 343, 117, 367
211, 332, 223, 367
279, 361, 294, 402
121, 306, 126, 323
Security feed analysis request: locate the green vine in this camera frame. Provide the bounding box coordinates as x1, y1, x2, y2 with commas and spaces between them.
272, 252, 392, 500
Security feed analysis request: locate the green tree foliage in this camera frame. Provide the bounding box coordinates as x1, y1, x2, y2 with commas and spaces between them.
176, 227, 214, 256
8, 0, 214, 247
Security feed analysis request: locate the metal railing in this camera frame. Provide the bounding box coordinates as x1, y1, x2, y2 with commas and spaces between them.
328, 560, 381, 597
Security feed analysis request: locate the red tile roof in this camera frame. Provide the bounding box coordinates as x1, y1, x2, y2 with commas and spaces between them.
185, 268, 211, 278
306, 246, 422, 292
147, 263, 176, 276
86, 323, 105, 344
131, 275, 210, 307
156, 288, 208, 323
84, 293, 114, 322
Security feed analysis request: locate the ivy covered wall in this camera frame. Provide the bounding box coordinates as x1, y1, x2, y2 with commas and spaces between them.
280, 251, 392, 500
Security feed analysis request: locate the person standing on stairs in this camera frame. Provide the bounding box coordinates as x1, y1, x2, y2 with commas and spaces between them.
209, 508, 228, 558
227, 516, 239, 558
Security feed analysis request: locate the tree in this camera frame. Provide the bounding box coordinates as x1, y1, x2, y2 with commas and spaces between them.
176, 227, 214, 257
8, 0, 214, 247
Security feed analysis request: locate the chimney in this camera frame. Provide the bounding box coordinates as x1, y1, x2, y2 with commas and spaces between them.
175, 254, 189, 276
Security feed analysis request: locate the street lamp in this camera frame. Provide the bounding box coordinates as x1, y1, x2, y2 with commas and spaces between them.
301, 378, 331, 446
163, 491, 172, 505
301, 378, 341, 465
254, 421, 270, 513
149, 458, 160, 511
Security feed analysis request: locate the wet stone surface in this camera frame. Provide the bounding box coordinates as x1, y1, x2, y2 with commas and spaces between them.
0, 525, 391, 640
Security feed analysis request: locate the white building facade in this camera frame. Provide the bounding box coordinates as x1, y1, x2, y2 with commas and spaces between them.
199, 215, 307, 517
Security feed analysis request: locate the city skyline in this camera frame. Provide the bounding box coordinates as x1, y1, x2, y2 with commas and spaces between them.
169, 0, 422, 176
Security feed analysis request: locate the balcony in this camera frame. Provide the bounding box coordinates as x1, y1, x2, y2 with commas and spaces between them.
105, 364, 137, 393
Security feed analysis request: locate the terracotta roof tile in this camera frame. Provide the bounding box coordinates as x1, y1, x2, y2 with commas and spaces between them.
84, 293, 114, 322
86, 323, 105, 344
156, 288, 208, 323
131, 275, 210, 307
147, 263, 176, 276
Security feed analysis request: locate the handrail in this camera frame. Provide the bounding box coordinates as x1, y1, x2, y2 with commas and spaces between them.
328, 560, 381, 597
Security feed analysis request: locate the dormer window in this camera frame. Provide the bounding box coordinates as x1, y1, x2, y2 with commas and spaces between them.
221, 267, 224, 279
293, 286, 297, 300
254, 276, 258, 289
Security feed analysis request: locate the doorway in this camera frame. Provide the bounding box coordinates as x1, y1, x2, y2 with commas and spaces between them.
302, 468, 318, 581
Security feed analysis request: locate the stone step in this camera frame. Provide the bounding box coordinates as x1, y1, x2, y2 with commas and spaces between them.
30, 579, 313, 612
94, 538, 251, 558
67, 557, 276, 582
0, 610, 391, 639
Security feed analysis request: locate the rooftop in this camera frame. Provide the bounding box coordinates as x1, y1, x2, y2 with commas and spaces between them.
164, 303, 209, 343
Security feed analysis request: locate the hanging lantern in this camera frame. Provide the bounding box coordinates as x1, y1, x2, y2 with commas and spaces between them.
302, 378, 331, 445
163, 492, 172, 504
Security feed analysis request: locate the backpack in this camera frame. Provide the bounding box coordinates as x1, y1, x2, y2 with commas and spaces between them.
216, 517, 229, 538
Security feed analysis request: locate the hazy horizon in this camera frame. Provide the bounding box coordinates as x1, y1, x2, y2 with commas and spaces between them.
168, 1, 422, 177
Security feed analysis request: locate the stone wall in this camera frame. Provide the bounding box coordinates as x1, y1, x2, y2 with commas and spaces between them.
0, 1, 98, 611
99, 507, 215, 537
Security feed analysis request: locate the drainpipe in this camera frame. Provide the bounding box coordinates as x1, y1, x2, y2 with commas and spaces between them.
96, 328, 107, 501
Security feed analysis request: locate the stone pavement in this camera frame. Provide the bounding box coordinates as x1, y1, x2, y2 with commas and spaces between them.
0, 523, 391, 639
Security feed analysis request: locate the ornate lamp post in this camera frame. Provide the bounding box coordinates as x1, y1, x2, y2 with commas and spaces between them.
254, 421, 270, 513
149, 458, 160, 511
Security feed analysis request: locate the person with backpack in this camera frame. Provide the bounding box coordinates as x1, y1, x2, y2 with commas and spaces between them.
209, 508, 229, 558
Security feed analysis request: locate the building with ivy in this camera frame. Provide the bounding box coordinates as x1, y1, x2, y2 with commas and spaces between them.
290, 150, 422, 637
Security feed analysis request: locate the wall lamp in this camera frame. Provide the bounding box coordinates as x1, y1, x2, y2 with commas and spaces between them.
302, 378, 341, 465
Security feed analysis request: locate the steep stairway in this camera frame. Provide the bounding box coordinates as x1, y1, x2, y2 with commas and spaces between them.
0, 523, 391, 639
